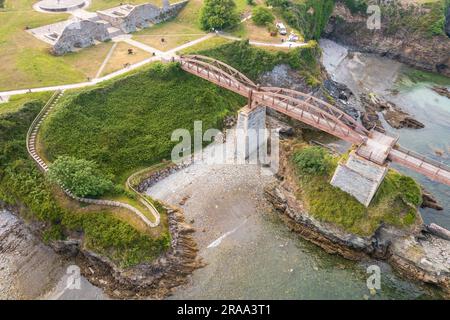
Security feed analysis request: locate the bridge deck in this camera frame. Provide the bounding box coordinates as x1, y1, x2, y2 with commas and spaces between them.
178, 55, 450, 187
389, 148, 450, 185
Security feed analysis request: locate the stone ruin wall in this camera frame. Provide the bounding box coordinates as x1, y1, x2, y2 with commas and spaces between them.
52, 1, 189, 55
52, 20, 110, 55
98, 1, 188, 33
97, 3, 163, 33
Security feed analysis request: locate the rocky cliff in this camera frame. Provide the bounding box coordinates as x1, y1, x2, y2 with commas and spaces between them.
265, 140, 450, 295
325, 1, 450, 77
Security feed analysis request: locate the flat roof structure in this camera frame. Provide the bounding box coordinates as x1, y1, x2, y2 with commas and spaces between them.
36, 0, 87, 12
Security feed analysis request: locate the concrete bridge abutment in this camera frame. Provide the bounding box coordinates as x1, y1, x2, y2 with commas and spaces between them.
235, 104, 267, 162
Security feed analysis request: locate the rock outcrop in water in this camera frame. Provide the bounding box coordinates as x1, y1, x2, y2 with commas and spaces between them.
325, 2, 450, 77
432, 86, 450, 99
360, 93, 425, 130
265, 141, 450, 296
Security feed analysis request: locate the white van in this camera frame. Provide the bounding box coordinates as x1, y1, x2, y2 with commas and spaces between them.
276, 22, 287, 35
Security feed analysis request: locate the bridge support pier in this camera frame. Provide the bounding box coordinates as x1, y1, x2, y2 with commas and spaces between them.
330, 151, 388, 207
235, 104, 267, 161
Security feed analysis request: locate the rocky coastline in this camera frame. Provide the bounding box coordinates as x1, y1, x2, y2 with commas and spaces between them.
0, 164, 203, 299
264, 140, 450, 296
50, 204, 203, 299
325, 2, 450, 77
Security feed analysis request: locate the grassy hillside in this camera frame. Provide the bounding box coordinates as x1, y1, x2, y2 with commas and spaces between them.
41, 63, 245, 182
0, 99, 170, 267
193, 40, 323, 86
292, 145, 421, 236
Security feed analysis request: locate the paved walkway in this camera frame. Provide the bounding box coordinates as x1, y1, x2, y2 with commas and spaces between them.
219, 34, 307, 49
122, 38, 164, 55
94, 42, 117, 79
0, 34, 306, 97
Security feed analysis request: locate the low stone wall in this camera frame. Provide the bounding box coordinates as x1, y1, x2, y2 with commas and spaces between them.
135, 161, 192, 193
53, 20, 110, 55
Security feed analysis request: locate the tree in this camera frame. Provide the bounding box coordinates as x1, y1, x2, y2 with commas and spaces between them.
252, 6, 275, 26
200, 0, 240, 31
48, 156, 114, 198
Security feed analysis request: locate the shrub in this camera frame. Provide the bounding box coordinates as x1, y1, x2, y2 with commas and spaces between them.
252, 6, 275, 26
246, 0, 255, 5
77, 213, 171, 267
48, 156, 114, 198
199, 0, 240, 31
343, 0, 368, 14
293, 146, 331, 175
0, 97, 171, 267
266, 22, 278, 35
194, 40, 322, 84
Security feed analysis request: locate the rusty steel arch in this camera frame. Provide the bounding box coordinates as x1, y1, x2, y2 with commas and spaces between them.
178, 55, 367, 144
260, 87, 369, 137
252, 89, 366, 144
177, 54, 450, 186
181, 54, 257, 88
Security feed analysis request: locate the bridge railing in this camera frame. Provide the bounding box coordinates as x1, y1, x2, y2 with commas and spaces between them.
261, 87, 369, 136
181, 54, 257, 88
254, 90, 366, 144
393, 145, 450, 172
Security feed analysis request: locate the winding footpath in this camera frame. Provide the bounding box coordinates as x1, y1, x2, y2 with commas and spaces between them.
26, 91, 160, 227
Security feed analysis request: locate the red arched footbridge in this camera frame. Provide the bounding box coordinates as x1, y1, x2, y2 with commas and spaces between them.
177, 54, 450, 186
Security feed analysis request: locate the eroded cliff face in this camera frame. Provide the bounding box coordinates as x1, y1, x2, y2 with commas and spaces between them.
325, 2, 450, 77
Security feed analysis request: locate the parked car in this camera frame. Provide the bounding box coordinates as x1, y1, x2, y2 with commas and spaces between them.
287, 32, 299, 42
276, 22, 287, 35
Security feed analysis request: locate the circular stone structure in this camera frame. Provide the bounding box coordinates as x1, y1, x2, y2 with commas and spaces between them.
36, 0, 87, 12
